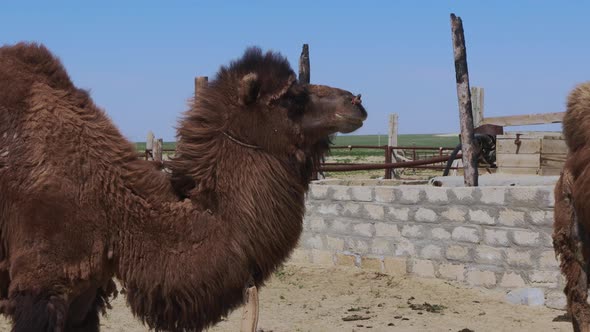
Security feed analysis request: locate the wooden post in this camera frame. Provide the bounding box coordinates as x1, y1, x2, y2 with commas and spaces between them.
388, 113, 398, 147
146, 131, 154, 151
471, 86, 484, 127
387, 113, 400, 179
299, 44, 310, 84
153, 138, 163, 162
240, 286, 260, 332
194, 76, 209, 98
450, 13, 478, 187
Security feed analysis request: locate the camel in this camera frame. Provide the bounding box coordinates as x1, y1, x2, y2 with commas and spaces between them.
554, 82, 590, 332
0, 43, 367, 331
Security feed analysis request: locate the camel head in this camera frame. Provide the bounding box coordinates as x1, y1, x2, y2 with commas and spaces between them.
172, 47, 367, 198
209, 47, 367, 159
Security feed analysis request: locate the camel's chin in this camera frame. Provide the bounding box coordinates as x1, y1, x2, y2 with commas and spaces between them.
337, 120, 364, 134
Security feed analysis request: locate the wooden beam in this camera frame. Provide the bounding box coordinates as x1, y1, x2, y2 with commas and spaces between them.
481, 112, 564, 126
299, 44, 310, 84
451, 13, 478, 187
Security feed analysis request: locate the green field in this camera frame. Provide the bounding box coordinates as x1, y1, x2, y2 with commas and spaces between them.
135, 134, 460, 158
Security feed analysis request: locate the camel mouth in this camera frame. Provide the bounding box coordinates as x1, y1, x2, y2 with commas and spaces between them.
335, 114, 365, 133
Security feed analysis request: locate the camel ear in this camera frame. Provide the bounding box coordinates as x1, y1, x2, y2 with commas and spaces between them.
239, 73, 260, 106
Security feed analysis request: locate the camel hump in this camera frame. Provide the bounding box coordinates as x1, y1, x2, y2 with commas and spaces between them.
563, 82, 590, 152
0, 42, 74, 91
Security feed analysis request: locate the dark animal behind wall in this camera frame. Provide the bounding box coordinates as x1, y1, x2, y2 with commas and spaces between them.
0, 42, 367, 331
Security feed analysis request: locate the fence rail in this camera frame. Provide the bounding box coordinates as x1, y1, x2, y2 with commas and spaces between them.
141, 143, 464, 179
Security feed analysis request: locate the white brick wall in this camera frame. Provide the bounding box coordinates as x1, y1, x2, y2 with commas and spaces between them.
299, 183, 561, 308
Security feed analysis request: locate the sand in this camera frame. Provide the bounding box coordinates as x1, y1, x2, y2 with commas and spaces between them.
0, 264, 570, 332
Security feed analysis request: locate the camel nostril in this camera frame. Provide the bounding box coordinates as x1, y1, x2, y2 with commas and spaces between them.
351, 94, 362, 105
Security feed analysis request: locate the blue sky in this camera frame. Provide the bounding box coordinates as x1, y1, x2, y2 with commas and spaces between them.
2, 1, 588, 141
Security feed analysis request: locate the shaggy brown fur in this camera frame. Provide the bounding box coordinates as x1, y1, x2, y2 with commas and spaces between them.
554, 82, 590, 332
0, 43, 366, 331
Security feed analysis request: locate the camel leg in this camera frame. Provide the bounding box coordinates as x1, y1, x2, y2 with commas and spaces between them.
240, 286, 259, 332
9, 290, 68, 332
554, 172, 590, 332
568, 220, 590, 332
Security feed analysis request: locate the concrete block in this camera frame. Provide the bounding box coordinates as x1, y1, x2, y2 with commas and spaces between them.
386, 207, 410, 222
394, 238, 416, 256
423, 187, 448, 204
452, 226, 481, 243
402, 225, 425, 238
342, 203, 362, 218
528, 271, 560, 288
546, 190, 556, 208
375, 222, 401, 237
469, 209, 496, 225
335, 253, 357, 267
383, 257, 408, 276
415, 207, 437, 222
498, 209, 525, 227
351, 186, 373, 202
499, 272, 526, 288
346, 238, 370, 254
375, 187, 395, 203
466, 269, 497, 287
483, 229, 510, 247
311, 249, 334, 265
446, 245, 471, 261
305, 234, 324, 249
475, 246, 503, 265
438, 263, 466, 281
353, 223, 374, 237
505, 288, 545, 306
326, 236, 344, 251
539, 251, 559, 269
310, 217, 326, 232
431, 227, 451, 240
371, 238, 392, 255
441, 206, 467, 222
528, 210, 553, 226
449, 187, 478, 204
420, 244, 443, 259
330, 219, 350, 234
545, 291, 566, 310
309, 185, 329, 200
365, 204, 385, 220
511, 230, 540, 246
396, 187, 422, 204
288, 248, 311, 264
505, 248, 533, 267
361, 256, 383, 271
479, 187, 506, 205
332, 186, 351, 200
318, 203, 340, 216
411, 259, 435, 278
507, 187, 540, 206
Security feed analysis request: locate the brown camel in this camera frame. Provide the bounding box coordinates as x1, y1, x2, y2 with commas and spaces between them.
0, 43, 367, 331
554, 82, 590, 332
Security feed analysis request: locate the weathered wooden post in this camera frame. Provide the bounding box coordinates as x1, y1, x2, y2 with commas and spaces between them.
194, 76, 208, 98
299, 44, 310, 84
450, 13, 478, 186
387, 113, 400, 179
146, 131, 155, 160
153, 138, 163, 162
471, 86, 484, 127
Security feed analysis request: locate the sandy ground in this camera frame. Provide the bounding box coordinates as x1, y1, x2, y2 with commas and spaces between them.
0, 264, 570, 332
